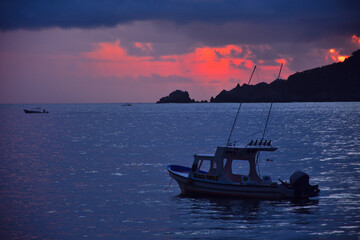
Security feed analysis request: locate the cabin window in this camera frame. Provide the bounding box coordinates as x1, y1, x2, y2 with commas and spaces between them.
197, 159, 217, 174
223, 158, 247, 183
198, 160, 211, 173
208, 161, 217, 175
211, 161, 217, 169
231, 160, 248, 176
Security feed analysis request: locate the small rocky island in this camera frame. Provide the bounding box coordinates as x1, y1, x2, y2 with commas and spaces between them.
156, 90, 195, 103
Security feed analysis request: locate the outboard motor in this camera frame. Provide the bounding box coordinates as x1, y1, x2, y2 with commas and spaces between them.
290, 171, 320, 198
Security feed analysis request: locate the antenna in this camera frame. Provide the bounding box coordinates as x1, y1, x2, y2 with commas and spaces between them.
226, 65, 256, 146
277, 62, 283, 80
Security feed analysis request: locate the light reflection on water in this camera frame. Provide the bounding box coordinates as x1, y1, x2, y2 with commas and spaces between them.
0, 102, 359, 239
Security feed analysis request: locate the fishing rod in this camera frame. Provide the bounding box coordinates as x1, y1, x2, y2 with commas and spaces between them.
261, 62, 283, 139
256, 62, 283, 175
277, 63, 283, 80
262, 102, 273, 139
226, 65, 256, 146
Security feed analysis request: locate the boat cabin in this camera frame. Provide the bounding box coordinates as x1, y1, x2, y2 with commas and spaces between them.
189, 142, 277, 185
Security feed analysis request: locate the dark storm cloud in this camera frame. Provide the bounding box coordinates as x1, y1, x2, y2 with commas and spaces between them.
1, 0, 359, 34
1, 0, 360, 74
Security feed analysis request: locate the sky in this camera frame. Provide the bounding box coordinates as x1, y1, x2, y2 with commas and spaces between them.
1, 0, 360, 103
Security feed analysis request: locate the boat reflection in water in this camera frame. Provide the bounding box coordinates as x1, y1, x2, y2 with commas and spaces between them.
169, 194, 320, 237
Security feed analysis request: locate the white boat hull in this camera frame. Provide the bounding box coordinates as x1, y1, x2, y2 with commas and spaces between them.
168, 166, 298, 200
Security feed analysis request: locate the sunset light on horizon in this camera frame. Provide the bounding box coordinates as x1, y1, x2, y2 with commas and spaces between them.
0, 1, 359, 103
84, 41, 292, 84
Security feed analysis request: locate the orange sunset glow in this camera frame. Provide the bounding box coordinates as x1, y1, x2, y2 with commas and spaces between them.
328, 48, 348, 62
80, 41, 290, 90
352, 35, 360, 46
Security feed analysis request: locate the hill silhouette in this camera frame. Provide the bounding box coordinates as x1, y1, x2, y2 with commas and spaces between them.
211, 49, 360, 102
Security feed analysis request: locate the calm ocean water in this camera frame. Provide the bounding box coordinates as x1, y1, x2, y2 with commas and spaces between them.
0, 102, 359, 239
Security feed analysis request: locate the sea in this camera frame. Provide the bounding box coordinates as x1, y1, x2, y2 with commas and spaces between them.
0, 102, 359, 240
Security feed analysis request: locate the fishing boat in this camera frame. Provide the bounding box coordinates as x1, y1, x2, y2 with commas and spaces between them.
168, 142, 319, 200
167, 64, 320, 200
24, 107, 49, 113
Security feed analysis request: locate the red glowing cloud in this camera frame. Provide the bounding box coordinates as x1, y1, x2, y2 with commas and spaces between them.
134, 42, 153, 51
0, 29, 295, 104
78, 41, 290, 91
352, 35, 360, 46
328, 48, 348, 62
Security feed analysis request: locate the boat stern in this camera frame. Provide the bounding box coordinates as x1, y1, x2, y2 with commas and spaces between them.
289, 171, 320, 198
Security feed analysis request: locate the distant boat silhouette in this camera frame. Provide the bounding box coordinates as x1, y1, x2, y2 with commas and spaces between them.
24, 107, 49, 113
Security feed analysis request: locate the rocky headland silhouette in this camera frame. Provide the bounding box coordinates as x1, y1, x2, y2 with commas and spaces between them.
157, 49, 360, 103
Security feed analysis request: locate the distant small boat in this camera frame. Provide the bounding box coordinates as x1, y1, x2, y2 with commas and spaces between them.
122, 103, 132, 106
24, 107, 49, 114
